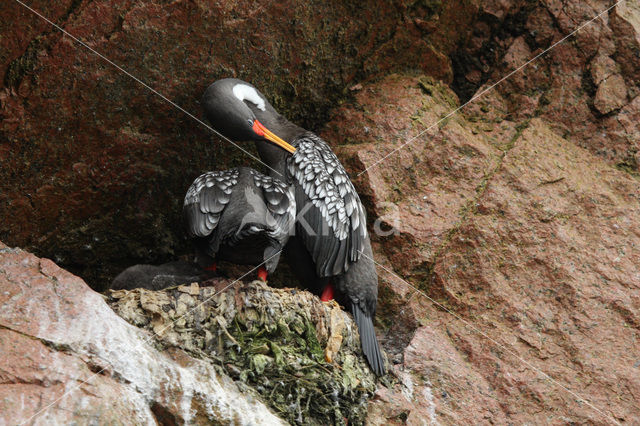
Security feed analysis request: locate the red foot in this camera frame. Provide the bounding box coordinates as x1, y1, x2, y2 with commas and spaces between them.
257, 266, 268, 282
320, 282, 335, 302
204, 263, 217, 272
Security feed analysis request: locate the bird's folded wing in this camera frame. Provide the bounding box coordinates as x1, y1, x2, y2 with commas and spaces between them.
250, 170, 296, 245
183, 169, 239, 238
287, 134, 367, 277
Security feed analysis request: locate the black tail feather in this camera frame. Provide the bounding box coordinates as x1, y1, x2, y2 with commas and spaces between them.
351, 302, 386, 376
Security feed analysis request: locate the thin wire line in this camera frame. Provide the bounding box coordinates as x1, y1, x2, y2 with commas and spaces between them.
356, 0, 623, 177
359, 251, 621, 426
11, 0, 284, 178
20, 251, 281, 425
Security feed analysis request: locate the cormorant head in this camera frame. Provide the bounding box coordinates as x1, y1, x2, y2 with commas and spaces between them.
201, 78, 296, 154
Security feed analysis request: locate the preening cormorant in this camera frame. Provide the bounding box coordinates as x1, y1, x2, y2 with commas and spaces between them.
201, 78, 385, 375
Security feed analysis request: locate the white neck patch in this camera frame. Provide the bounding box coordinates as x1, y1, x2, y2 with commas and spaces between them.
232, 83, 266, 111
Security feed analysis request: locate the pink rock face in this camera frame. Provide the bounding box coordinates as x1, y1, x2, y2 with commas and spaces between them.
323, 75, 640, 424
594, 73, 628, 115
0, 242, 284, 425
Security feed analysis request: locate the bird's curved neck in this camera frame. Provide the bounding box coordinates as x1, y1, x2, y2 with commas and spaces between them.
255, 142, 288, 177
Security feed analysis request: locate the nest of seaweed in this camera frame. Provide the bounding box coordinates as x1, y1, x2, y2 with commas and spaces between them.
108, 280, 377, 424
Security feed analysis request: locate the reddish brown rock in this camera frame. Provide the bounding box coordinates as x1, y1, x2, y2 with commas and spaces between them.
450, 0, 640, 171
0, 1, 75, 81
323, 74, 640, 424
427, 120, 640, 423
326, 75, 509, 282
367, 324, 511, 425
610, 1, 640, 84
0, 241, 285, 424
594, 73, 628, 115
590, 54, 619, 86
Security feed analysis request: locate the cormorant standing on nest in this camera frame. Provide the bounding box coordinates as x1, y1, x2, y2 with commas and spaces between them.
183, 167, 295, 281
201, 78, 385, 375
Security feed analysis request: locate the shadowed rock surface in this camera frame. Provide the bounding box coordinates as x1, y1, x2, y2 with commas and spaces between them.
449, 0, 640, 172
0, 0, 475, 290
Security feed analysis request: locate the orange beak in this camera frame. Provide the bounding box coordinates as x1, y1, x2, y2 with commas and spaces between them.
252, 120, 296, 154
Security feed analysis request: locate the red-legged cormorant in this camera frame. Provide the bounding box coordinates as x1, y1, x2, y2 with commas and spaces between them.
183, 167, 296, 281
201, 78, 386, 375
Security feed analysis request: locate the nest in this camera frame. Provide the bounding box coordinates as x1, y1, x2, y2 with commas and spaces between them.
108, 280, 377, 424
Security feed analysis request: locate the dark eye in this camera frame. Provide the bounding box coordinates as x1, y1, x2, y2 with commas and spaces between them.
247, 119, 253, 126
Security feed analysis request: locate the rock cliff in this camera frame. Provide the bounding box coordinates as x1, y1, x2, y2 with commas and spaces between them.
329, 74, 639, 424
2, 0, 639, 424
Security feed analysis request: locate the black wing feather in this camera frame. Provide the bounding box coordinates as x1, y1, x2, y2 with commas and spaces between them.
183, 169, 239, 239
287, 133, 367, 277
249, 169, 296, 246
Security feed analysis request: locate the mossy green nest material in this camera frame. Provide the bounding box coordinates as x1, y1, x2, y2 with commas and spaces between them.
108, 280, 377, 424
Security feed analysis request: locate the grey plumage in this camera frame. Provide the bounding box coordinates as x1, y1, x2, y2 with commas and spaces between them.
333, 239, 384, 375
183, 167, 295, 273
281, 127, 385, 377
287, 133, 367, 277
111, 260, 207, 291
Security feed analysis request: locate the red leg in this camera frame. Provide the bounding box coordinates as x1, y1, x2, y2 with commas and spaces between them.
257, 266, 268, 282
204, 262, 217, 272
320, 282, 335, 302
